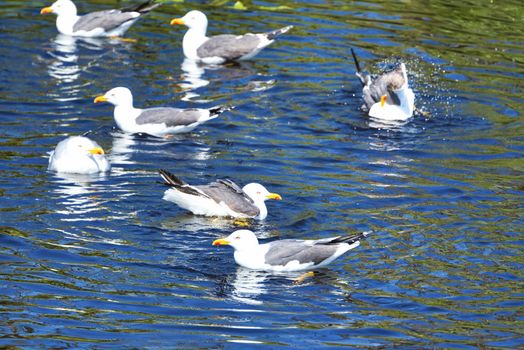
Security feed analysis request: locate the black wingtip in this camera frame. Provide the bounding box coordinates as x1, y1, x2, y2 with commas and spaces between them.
209, 105, 235, 117
158, 169, 186, 186
266, 25, 293, 40
334, 231, 370, 244
122, 0, 161, 14
351, 48, 362, 73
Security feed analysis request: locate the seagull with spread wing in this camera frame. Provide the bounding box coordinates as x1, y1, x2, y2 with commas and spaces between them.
351, 48, 415, 121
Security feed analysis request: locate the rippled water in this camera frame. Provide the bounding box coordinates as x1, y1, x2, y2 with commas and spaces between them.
1, 0, 523, 348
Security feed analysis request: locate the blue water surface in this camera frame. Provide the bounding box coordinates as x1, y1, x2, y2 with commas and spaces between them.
0, 0, 523, 348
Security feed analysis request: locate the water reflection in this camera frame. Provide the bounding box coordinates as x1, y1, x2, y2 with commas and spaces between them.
178, 58, 210, 102
177, 58, 267, 101
230, 268, 269, 305
47, 34, 81, 83
50, 172, 110, 221
45, 35, 132, 99
110, 131, 138, 165
227, 268, 350, 305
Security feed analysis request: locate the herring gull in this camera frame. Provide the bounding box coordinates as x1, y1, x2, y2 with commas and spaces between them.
48, 136, 110, 174
40, 0, 160, 37
159, 169, 281, 220
213, 230, 369, 272
94, 87, 232, 137
170, 10, 293, 64
351, 48, 415, 121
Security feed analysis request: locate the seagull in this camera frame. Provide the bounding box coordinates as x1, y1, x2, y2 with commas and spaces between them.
159, 169, 281, 220
48, 136, 110, 174
170, 10, 293, 64
94, 87, 233, 137
40, 0, 161, 37
212, 230, 369, 272
351, 49, 415, 122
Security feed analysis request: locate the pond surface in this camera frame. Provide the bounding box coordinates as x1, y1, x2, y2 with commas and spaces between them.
1, 0, 523, 348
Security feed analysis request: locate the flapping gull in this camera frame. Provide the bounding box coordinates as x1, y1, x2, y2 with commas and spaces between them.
213, 230, 369, 272
170, 10, 293, 64
351, 49, 415, 121
40, 0, 160, 37
159, 169, 282, 220
94, 87, 232, 137
48, 136, 110, 174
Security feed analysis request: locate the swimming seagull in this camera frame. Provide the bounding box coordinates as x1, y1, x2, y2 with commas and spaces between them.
94, 87, 233, 137
159, 169, 282, 220
40, 0, 160, 37
213, 230, 369, 272
170, 10, 293, 64
351, 48, 415, 122
48, 136, 110, 174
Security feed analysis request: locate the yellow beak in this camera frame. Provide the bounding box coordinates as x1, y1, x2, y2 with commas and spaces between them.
266, 193, 282, 200
212, 238, 230, 246
170, 18, 185, 25
380, 95, 387, 107
40, 6, 53, 14
89, 147, 105, 155
94, 95, 107, 103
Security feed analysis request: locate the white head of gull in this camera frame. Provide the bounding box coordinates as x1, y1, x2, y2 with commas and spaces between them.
159, 170, 281, 220
212, 230, 369, 272
41, 0, 160, 37
170, 10, 293, 64
48, 136, 111, 174
94, 87, 232, 137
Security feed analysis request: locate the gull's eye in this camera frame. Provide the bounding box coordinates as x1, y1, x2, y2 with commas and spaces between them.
235, 236, 240, 240
256, 191, 261, 195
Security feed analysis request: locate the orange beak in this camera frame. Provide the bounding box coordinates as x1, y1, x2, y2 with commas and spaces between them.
40, 6, 53, 14
170, 18, 185, 25
212, 238, 230, 246
93, 95, 107, 103
266, 193, 282, 200
89, 147, 105, 155
380, 95, 387, 107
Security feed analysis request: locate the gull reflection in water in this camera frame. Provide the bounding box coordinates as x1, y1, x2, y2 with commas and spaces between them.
50, 171, 135, 223
46, 35, 131, 99
47, 34, 81, 83
109, 130, 212, 167
50, 172, 110, 221
230, 267, 270, 305
177, 58, 269, 102
227, 267, 349, 305
178, 58, 210, 102
109, 131, 138, 165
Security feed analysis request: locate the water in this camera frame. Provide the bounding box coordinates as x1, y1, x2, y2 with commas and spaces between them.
1, 0, 523, 348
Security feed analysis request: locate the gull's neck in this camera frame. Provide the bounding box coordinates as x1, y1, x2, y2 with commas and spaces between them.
233, 246, 265, 269
56, 13, 80, 35
113, 102, 142, 133
182, 27, 209, 60
253, 200, 268, 220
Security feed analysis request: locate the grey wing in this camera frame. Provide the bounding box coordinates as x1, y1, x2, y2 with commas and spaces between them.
197, 181, 259, 216
73, 10, 136, 32
264, 240, 339, 266
197, 34, 261, 60
216, 179, 245, 195
365, 67, 405, 107
136, 108, 203, 127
